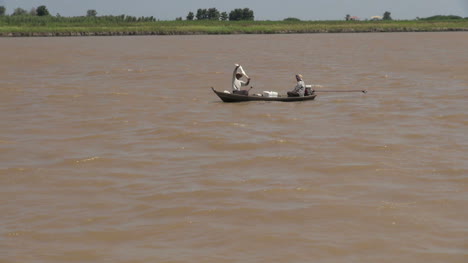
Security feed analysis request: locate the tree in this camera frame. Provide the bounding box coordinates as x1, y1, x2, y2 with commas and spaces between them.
345, 14, 351, 21
186, 11, 194, 20
220, 12, 228, 21
175, 17, 182, 21
207, 8, 220, 20
229, 8, 254, 21
36, 5, 50, 16
12, 8, 27, 16
195, 8, 220, 20
383, 11, 392, 20
230, 9, 243, 21
242, 8, 254, 20
229, 9, 239, 21
87, 9, 97, 17
0, 6, 6, 16
196, 8, 206, 20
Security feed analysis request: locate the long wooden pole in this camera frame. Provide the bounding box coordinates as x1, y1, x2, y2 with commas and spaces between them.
313, 90, 367, 93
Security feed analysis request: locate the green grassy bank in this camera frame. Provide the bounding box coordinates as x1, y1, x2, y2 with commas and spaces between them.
1, 16, 467, 36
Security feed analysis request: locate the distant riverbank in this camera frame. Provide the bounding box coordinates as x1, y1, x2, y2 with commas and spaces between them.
1, 19, 467, 37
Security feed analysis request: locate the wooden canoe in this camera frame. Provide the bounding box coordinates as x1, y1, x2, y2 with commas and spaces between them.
212, 88, 317, 103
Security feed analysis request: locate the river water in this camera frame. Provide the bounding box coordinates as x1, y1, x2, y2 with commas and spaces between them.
1, 33, 467, 262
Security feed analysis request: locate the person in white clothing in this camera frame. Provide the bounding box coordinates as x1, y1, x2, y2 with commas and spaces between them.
232, 64, 251, 95
287, 74, 305, 97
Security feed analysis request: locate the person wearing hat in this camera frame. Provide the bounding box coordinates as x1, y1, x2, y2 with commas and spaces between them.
287, 74, 305, 97
232, 64, 251, 95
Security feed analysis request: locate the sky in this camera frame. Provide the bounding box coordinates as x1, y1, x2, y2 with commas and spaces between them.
1, 0, 467, 20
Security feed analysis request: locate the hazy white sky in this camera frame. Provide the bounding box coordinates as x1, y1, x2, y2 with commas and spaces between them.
1, 0, 467, 20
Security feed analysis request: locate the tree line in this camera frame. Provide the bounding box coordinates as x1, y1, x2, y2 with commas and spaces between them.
345, 11, 392, 21
183, 8, 254, 21
0, 5, 50, 16
1, 5, 466, 22
0, 6, 157, 22
0, 5, 254, 21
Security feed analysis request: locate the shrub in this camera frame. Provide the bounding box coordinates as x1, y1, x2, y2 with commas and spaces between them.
421, 15, 463, 20
284, 17, 301, 21
36, 5, 50, 16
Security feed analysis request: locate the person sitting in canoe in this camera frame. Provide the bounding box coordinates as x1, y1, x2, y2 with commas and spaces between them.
287, 74, 306, 97
232, 64, 251, 95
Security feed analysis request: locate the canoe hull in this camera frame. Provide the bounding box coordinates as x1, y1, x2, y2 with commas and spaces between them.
212, 88, 316, 103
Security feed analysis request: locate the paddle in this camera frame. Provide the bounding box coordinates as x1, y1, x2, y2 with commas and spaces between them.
306, 84, 367, 94
313, 90, 367, 93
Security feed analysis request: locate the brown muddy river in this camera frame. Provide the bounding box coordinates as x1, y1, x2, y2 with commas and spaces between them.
1, 33, 467, 263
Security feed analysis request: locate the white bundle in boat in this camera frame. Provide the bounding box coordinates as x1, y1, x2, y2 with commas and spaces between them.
263, 91, 278, 97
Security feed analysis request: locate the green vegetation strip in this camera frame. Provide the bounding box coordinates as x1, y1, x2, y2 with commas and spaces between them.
1, 18, 468, 36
